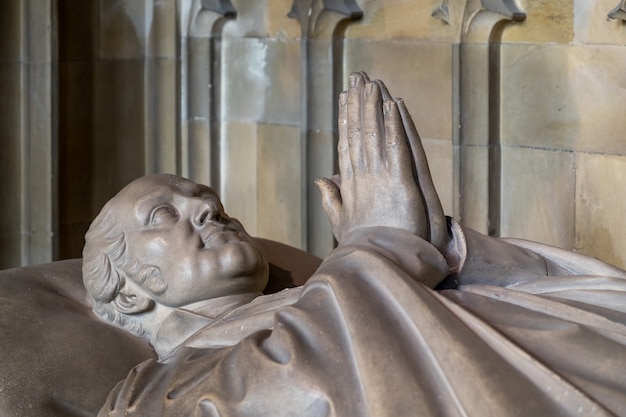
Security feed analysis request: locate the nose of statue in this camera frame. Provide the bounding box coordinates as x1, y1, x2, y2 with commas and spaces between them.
193, 201, 220, 228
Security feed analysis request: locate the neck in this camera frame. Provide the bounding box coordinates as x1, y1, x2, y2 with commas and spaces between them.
133, 303, 175, 345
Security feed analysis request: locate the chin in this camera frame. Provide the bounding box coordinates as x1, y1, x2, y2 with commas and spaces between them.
222, 241, 269, 289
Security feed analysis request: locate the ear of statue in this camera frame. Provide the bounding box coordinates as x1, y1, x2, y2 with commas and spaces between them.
112, 285, 155, 315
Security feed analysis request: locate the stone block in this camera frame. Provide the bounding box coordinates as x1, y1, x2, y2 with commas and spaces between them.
144, 58, 178, 173
502, 0, 574, 44
257, 123, 303, 249
344, 39, 453, 141
219, 121, 259, 235
575, 152, 626, 269
305, 129, 336, 257
574, 0, 626, 45
267, 0, 301, 39
501, 43, 626, 156
98, 0, 147, 59
458, 144, 489, 234
27, 0, 54, 62
221, 37, 301, 125
148, 0, 176, 58
224, 0, 267, 37
500, 146, 575, 249
459, 42, 490, 147
422, 138, 453, 216
345, 0, 461, 42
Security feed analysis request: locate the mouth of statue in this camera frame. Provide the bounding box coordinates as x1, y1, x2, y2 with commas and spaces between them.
202, 229, 243, 248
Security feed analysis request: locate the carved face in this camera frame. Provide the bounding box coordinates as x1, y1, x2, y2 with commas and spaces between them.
111, 174, 269, 307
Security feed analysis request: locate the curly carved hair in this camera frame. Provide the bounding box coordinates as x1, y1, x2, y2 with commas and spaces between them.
82, 197, 150, 339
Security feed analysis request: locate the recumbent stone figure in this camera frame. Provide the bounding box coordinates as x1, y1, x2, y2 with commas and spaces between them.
82, 73, 626, 416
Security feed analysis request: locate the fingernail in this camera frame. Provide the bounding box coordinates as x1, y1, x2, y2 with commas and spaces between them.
349, 73, 357, 88
383, 101, 392, 113
365, 82, 374, 96
339, 92, 347, 106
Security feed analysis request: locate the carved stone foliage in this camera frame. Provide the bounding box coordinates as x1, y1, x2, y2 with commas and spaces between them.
432, 0, 450, 25
608, 0, 626, 21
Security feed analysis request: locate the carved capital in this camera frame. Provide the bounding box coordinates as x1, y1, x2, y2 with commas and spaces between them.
432, 0, 450, 25
288, 0, 362, 38
461, 0, 526, 41
481, 0, 525, 21
608, 0, 626, 21
187, 0, 237, 37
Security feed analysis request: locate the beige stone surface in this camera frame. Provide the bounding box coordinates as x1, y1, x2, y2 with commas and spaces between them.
458, 145, 489, 234
266, 0, 301, 39
221, 38, 301, 125
344, 39, 453, 141
501, 43, 626, 156
27, 1, 54, 62
500, 147, 576, 249
459, 42, 489, 147
305, 130, 337, 257
148, 0, 176, 58
99, 0, 148, 59
144, 58, 178, 173
219, 121, 259, 236
575, 152, 626, 269
574, 0, 626, 45
26, 61, 56, 264
345, 0, 462, 41
502, 0, 573, 43
257, 124, 303, 249
422, 138, 453, 216
224, 0, 267, 37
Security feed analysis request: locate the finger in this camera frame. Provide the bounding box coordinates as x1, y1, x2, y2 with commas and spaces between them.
374, 79, 393, 102
315, 177, 342, 239
363, 81, 385, 170
395, 98, 447, 251
358, 71, 372, 84
347, 73, 366, 173
337, 91, 352, 178
382, 100, 412, 176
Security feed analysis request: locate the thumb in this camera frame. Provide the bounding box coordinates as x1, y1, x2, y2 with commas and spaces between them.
315, 177, 342, 239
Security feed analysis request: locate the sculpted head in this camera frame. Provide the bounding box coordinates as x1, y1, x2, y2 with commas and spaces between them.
82, 174, 269, 340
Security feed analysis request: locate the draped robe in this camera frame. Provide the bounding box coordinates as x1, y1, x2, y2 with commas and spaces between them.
100, 224, 626, 416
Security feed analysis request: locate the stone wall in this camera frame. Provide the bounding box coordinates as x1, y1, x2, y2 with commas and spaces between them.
1, 0, 625, 268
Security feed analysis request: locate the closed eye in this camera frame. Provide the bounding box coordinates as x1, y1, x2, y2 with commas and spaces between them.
150, 206, 178, 225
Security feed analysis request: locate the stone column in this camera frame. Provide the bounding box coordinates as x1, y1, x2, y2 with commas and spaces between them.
180, 0, 236, 187
457, 0, 525, 235
0, 0, 58, 268
289, 0, 362, 257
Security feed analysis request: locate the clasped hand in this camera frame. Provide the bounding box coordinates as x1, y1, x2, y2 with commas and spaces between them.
317, 72, 448, 252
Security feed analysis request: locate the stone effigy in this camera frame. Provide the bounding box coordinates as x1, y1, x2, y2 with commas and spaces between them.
75, 73, 626, 415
